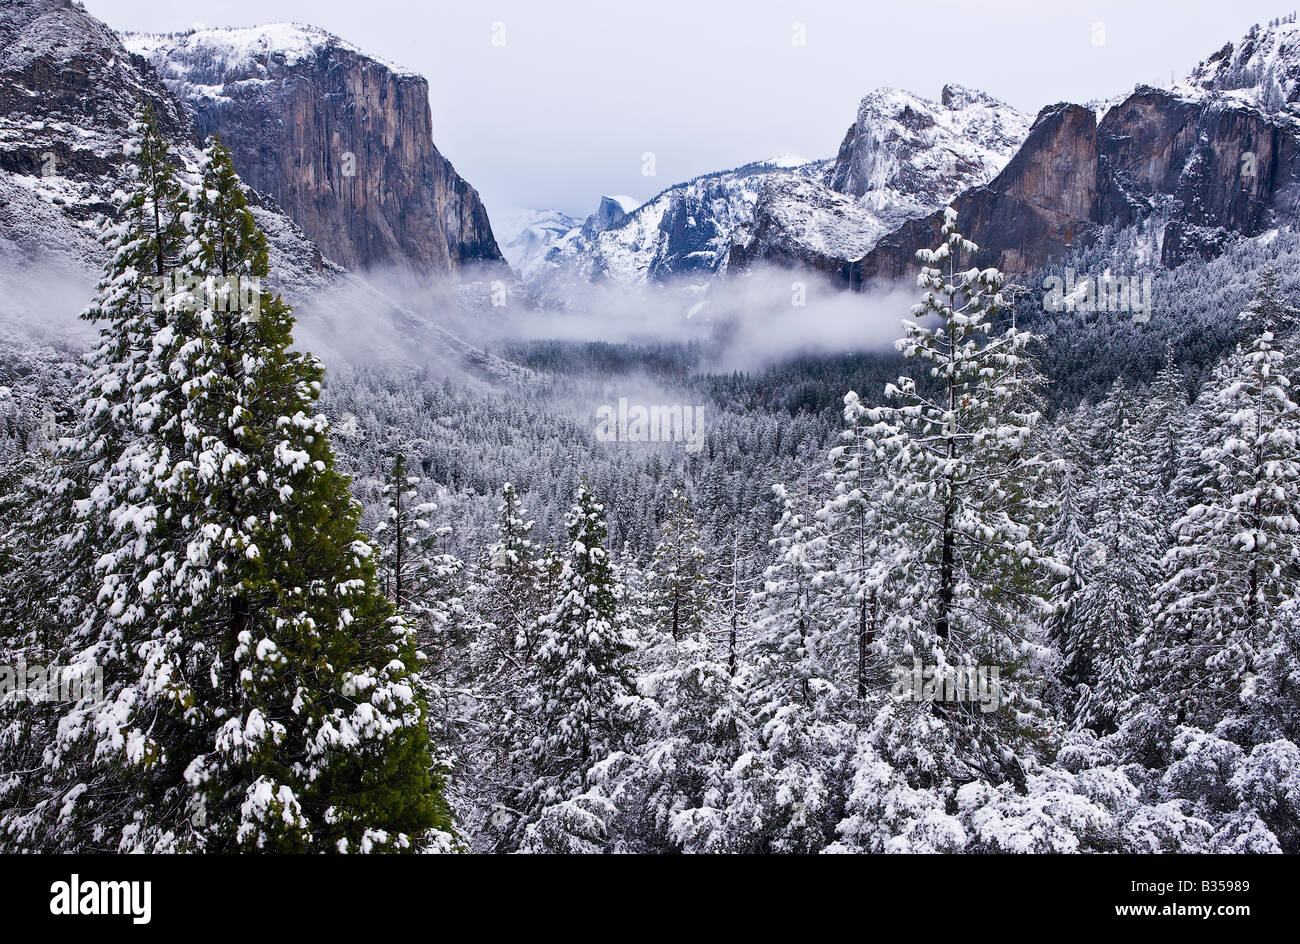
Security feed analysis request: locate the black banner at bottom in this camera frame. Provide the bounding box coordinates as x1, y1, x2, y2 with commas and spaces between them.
0, 854, 1278, 932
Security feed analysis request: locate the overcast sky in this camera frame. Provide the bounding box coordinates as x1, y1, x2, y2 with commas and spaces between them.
85, 0, 1292, 220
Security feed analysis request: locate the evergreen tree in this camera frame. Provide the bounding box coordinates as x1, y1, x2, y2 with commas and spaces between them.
819, 391, 894, 705
645, 489, 710, 640
751, 482, 834, 716
1138, 344, 1194, 524
2, 130, 448, 852
0, 105, 199, 851
1145, 281, 1300, 731
513, 478, 631, 842
710, 527, 758, 676
1069, 389, 1159, 734
863, 207, 1057, 788
374, 454, 464, 656
1044, 420, 1092, 693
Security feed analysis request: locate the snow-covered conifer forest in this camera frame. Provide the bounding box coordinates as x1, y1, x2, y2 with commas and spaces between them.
1, 0, 1299, 857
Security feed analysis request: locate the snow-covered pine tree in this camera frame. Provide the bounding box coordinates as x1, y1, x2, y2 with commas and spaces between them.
469, 482, 548, 844
372, 453, 465, 783
732, 482, 853, 853
751, 481, 835, 717
481, 482, 541, 659
176, 137, 450, 852
1144, 277, 1300, 733
863, 206, 1057, 787
1138, 344, 1192, 520
512, 478, 631, 844
0, 105, 201, 851
6, 131, 449, 853
1068, 384, 1160, 734
1243, 267, 1300, 388
586, 634, 754, 853
1044, 420, 1092, 691
374, 453, 465, 658
710, 526, 758, 676
645, 489, 710, 640
819, 390, 895, 705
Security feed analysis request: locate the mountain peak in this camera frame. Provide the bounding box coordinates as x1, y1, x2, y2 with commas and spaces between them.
940, 83, 1006, 110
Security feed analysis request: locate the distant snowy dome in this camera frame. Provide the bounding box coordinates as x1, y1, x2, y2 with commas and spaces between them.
607, 195, 641, 214
762, 154, 813, 169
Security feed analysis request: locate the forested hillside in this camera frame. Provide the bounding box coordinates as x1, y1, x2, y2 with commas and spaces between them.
2, 116, 1297, 853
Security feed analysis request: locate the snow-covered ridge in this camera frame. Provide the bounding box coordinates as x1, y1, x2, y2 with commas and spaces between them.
1183, 16, 1300, 111
826, 84, 1031, 204
494, 207, 581, 280
514, 84, 1029, 299
124, 22, 422, 82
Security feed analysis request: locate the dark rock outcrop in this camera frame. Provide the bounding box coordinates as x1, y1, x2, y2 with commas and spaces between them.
849, 102, 1132, 282
580, 195, 634, 240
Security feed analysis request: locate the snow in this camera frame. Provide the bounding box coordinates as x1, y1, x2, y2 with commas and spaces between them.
124, 23, 422, 83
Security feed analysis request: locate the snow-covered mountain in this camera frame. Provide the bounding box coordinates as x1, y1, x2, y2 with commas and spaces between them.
0, 0, 523, 385
517, 85, 1030, 299
512, 156, 829, 302
495, 207, 580, 281
850, 18, 1300, 286
494, 195, 641, 288
1186, 14, 1300, 109
824, 84, 1031, 229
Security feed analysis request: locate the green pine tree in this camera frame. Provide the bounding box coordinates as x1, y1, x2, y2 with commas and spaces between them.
3, 129, 451, 853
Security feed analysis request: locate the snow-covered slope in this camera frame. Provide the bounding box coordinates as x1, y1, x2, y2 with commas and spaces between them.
728, 176, 890, 276
126, 22, 422, 83
1185, 15, 1300, 111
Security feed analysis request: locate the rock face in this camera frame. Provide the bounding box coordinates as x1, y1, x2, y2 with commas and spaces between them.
849, 102, 1136, 282
580, 194, 638, 240
849, 21, 1300, 285
126, 25, 505, 277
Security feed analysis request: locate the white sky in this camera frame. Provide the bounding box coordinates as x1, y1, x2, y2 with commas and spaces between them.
85, 0, 1293, 221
